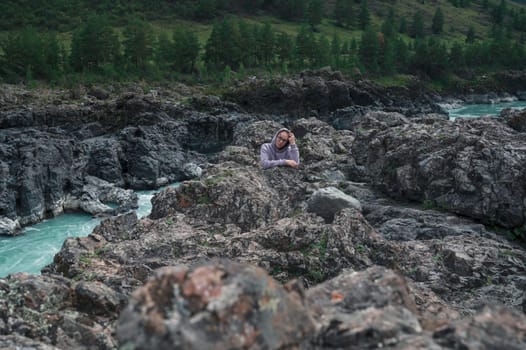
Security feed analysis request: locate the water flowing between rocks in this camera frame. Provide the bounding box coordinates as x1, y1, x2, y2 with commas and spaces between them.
0, 184, 178, 277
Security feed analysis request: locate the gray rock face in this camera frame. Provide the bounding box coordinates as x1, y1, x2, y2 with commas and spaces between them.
307, 186, 362, 222
352, 112, 526, 228
117, 261, 316, 350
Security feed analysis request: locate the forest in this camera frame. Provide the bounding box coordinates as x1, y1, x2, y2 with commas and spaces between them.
1, 0, 526, 87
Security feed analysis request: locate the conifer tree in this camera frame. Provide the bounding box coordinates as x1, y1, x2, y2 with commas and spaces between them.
306, 0, 324, 30
381, 8, 397, 39
358, 25, 379, 73
276, 31, 294, 65
69, 15, 120, 72
295, 25, 316, 68
410, 11, 425, 38
334, 0, 353, 28
331, 33, 342, 68
315, 35, 331, 67
258, 22, 275, 66
432, 7, 444, 34
122, 17, 155, 70
156, 32, 174, 70
466, 26, 476, 43
173, 27, 200, 73
449, 42, 465, 68
359, 0, 371, 30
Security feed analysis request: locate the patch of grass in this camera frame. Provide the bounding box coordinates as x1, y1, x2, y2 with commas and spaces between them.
204, 175, 226, 186
432, 254, 443, 263
300, 231, 329, 259
79, 253, 95, 266
373, 74, 415, 88
95, 246, 110, 256
422, 199, 436, 210
307, 269, 325, 283
356, 244, 366, 254
197, 194, 210, 204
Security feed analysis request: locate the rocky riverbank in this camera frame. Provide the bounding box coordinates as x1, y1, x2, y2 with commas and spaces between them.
1, 71, 526, 349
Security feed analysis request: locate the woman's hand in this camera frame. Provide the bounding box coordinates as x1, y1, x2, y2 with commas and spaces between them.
285, 159, 299, 169
288, 132, 296, 145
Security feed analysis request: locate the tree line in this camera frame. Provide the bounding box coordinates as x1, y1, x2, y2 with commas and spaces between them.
1, 9, 526, 84
2, 0, 526, 32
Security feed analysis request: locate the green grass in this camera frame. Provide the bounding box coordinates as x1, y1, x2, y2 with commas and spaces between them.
373, 74, 416, 87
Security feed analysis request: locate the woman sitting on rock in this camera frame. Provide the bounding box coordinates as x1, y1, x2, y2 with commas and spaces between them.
260, 128, 300, 169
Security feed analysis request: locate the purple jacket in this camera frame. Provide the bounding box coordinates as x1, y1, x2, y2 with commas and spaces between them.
260, 128, 300, 169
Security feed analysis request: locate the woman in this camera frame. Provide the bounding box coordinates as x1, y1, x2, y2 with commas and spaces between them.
260, 128, 300, 169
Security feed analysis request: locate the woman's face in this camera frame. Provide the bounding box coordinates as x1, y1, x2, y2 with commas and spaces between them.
275, 131, 289, 149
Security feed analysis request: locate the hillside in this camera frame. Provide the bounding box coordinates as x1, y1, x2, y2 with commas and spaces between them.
1, 0, 526, 88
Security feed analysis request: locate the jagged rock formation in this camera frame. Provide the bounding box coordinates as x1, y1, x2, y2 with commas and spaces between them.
1, 72, 526, 349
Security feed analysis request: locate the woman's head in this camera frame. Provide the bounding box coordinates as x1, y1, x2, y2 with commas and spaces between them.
275, 130, 290, 149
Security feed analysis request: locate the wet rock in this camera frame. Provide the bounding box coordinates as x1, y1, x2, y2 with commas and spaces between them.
116, 260, 316, 350
0, 217, 20, 236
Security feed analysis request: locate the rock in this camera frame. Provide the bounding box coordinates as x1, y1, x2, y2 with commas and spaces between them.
307, 266, 424, 349
501, 108, 526, 132
116, 260, 316, 350
352, 114, 526, 228
74, 281, 127, 316
0, 217, 20, 236
307, 187, 362, 222
182, 162, 203, 178
0, 334, 60, 349
433, 305, 526, 349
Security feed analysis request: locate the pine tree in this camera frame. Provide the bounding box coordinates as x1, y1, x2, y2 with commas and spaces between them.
156, 32, 174, 70
1, 27, 44, 80
431, 7, 444, 34
330, 33, 342, 69
294, 25, 316, 68
306, 0, 324, 30
276, 31, 294, 65
173, 27, 200, 73
358, 25, 379, 73
449, 42, 465, 68
381, 8, 397, 39
381, 39, 396, 75
315, 35, 331, 68
359, 0, 371, 30
69, 15, 120, 72
122, 17, 155, 70
492, 0, 507, 25
466, 26, 476, 43
334, 0, 353, 28
410, 11, 425, 38
393, 37, 409, 72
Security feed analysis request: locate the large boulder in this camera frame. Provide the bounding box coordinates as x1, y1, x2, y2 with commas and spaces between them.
307, 186, 362, 222
116, 260, 316, 350
353, 114, 526, 228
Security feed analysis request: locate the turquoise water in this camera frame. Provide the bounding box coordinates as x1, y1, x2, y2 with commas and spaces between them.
448, 100, 526, 119
0, 184, 179, 277
0, 213, 101, 277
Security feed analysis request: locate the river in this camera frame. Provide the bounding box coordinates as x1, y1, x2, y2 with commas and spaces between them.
0, 185, 177, 277
447, 100, 526, 119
